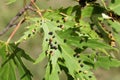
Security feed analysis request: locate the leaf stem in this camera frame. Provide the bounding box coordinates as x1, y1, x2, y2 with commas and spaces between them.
101, 0, 107, 9
6, 18, 25, 44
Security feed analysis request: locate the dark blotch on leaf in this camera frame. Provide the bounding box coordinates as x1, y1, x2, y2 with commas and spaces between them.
80, 64, 84, 67
58, 45, 62, 52
87, 55, 90, 58
83, 61, 94, 67
28, 34, 31, 37
52, 35, 55, 38
50, 50, 53, 54
78, 60, 81, 63
53, 46, 58, 50
84, 36, 88, 42
79, 70, 82, 73
56, 20, 60, 23
80, 38, 84, 43
64, 39, 67, 43
45, 50, 48, 55
50, 44, 53, 48
46, 39, 48, 41
49, 38, 52, 43
89, 76, 92, 78
34, 29, 36, 31
59, 25, 64, 29
62, 17, 66, 23
54, 42, 57, 44
32, 32, 35, 34
111, 0, 115, 3
76, 54, 80, 58
74, 48, 82, 53
62, 17, 64, 20
49, 40, 53, 46
48, 32, 53, 35
40, 22, 42, 25
51, 19, 54, 21
96, 52, 99, 56
73, 54, 76, 57
37, 20, 39, 23
82, 46, 87, 49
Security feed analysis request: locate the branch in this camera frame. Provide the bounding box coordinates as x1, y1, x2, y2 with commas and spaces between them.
0, 0, 36, 36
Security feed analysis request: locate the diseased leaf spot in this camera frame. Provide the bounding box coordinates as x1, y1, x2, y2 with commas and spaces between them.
51, 19, 54, 21
79, 70, 82, 73
28, 34, 31, 37
52, 35, 55, 38
76, 54, 80, 58
40, 22, 42, 25
48, 32, 53, 35
49, 38, 52, 43
52, 46, 58, 50
63, 39, 67, 43
46, 39, 48, 41
50, 50, 53, 54
88, 75, 92, 78
56, 20, 60, 23
59, 25, 64, 29
78, 60, 81, 63
80, 64, 84, 67
54, 41, 57, 44
45, 50, 48, 55
62, 17, 67, 23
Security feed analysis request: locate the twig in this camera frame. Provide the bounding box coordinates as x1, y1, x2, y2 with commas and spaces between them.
30, 0, 43, 18
6, 18, 25, 44
0, 0, 36, 36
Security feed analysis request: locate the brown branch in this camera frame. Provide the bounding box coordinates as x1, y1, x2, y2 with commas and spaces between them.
0, 0, 36, 36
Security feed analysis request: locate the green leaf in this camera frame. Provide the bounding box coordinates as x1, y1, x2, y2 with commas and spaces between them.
81, 6, 94, 18
114, 33, 120, 46
0, 61, 16, 80
94, 56, 120, 69
109, 0, 120, 15
44, 61, 60, 80
108, 20, 120, 32
17, 17, 41, 43
0, 42, 33, 80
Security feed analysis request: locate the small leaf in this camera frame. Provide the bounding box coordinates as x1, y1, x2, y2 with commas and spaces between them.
109, 0, 120, 15
6, 0, 16, 5
94, 56, 120, 69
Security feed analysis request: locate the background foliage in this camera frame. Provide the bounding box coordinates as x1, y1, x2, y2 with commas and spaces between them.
0, 0, 120, 80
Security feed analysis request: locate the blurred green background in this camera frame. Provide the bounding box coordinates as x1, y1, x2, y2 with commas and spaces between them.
0, 0, 120, 80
